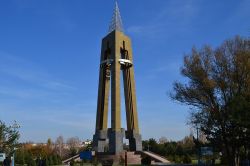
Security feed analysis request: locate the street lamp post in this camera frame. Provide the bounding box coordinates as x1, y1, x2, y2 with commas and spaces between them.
196, 126, 201, 165
12, 148, 17, 166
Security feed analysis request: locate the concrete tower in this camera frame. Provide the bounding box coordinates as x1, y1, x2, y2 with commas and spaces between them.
93, 2, 142, 154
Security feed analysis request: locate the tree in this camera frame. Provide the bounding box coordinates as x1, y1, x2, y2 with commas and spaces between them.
45, 157, 49, 166
141, 156, 152, 165
52, 155, 59, 165
15, 149, 25, 165
148, 138, 158, 152
142, 137, 196, 163
159, 137, 169, 144
48, 156, 53, 165
171, 36, 250, 166
47, 138, 52, 151
66, 137, 81, 156
27, 155, 36, 166
0, 121, 20, 156
55, 135, 64, 158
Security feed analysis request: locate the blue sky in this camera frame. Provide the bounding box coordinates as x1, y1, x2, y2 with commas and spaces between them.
0, 0, 249, 143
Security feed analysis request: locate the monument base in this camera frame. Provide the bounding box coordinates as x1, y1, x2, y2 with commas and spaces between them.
126, 130, 142, 151
93, 128, 126, 154
108, 128, 125, 154
95, 151, 142, 165
93, 130, 108, 152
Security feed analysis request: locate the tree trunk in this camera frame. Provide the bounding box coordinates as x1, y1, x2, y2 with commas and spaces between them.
224, 146, 240, 166
223, 140, 235, 166
234, 149, 240, 166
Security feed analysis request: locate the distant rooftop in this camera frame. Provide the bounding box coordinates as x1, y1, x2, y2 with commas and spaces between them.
108, 1, 124, 33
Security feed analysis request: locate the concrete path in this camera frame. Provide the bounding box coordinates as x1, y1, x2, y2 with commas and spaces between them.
142, 151, 171, 164
62, 154, 80, 164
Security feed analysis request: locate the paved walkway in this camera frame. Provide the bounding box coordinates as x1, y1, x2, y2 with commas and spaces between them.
141, 151, 171, 164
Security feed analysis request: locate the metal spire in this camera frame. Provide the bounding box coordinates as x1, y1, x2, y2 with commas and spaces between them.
108, 1, 124, 33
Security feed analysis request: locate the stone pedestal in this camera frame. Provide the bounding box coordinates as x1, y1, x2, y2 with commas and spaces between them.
126, 130, 142, 151
96, 151, 142, 165
93, 130, 108, 152
108, 128, 125, 154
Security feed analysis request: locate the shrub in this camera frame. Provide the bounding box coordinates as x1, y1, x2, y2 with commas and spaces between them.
141, 156, 151, 165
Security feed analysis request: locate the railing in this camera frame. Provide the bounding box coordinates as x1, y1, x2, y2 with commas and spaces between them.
62, 154, 80, 164
141, 151, 170, 163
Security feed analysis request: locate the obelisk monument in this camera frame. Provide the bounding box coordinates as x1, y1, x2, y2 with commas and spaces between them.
93, 2, 142, 155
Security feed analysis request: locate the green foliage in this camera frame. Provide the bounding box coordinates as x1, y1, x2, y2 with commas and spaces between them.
182, 154, 192, 164
70, 148, 78, 156
48, 156, 53, 165
27, 155, 36, 166
15, 149, 26, 165
70, 159, 75, 166
142, 135, 196, 163
57, 155, 62, 164
85, 142, 92, 151
15, 140, 63, 165
52, 154, 60, 165
171, 36, 250, 164
45, 157, 49, 166
0, 121, 20, 156
141, 156, 151, 165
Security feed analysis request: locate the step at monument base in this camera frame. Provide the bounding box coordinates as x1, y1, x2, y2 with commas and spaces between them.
96, 151, 142, 165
